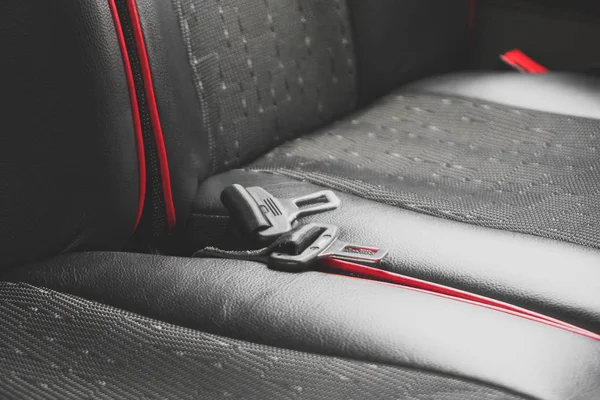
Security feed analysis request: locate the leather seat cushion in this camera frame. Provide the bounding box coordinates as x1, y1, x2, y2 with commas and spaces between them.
0, 281, 528, 400
191, 170, 600, 334
403, 71, 600, 120
189, 72, 600, 333
4, 252, 600, 400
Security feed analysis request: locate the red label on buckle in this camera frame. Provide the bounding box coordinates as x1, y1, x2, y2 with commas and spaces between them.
501, 49, 549, 74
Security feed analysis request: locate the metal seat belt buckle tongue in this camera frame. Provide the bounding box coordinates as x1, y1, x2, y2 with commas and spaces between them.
221, 184, 341, 245
269, 223, 389, 272
192, 222, 389, 272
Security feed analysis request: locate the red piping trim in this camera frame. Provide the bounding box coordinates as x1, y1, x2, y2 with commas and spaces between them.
108, 0, 146, 231
322, 258, 600, 342
501, 49, 549, 74
125, 0, 177, 231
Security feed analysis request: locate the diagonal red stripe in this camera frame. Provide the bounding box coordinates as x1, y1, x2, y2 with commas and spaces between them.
323, 257, 600, 342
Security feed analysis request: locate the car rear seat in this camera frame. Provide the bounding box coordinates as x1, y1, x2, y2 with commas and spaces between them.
2, 0, 600, 399
123, 0, 600, 333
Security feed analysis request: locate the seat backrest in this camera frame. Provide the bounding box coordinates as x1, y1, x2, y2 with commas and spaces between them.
0, 1, 144, 267
134, 0, 473, 226
0, 1, 473, 261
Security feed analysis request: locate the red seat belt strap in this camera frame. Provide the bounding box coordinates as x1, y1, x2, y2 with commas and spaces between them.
501, 49, 549, 73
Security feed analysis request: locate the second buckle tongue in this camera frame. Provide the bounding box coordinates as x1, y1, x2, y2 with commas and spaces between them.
269, 223, 389, 272
217, 184, 388, 272
221, 184, 341, 245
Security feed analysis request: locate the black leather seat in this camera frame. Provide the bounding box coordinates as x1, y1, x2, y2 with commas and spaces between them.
2, 0, 600, 398
5, 252, 600, 400
191, 72, 600, 334
133, 0, 600, 331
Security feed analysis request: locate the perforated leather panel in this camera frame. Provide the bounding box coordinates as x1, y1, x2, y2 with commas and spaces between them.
0, 282, 525, 399
251, 93, 600, 249
174, 0, 357, 173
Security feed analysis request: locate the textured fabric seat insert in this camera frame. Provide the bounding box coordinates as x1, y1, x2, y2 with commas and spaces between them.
175, 0, 356, 173
250, 92, 600, 248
